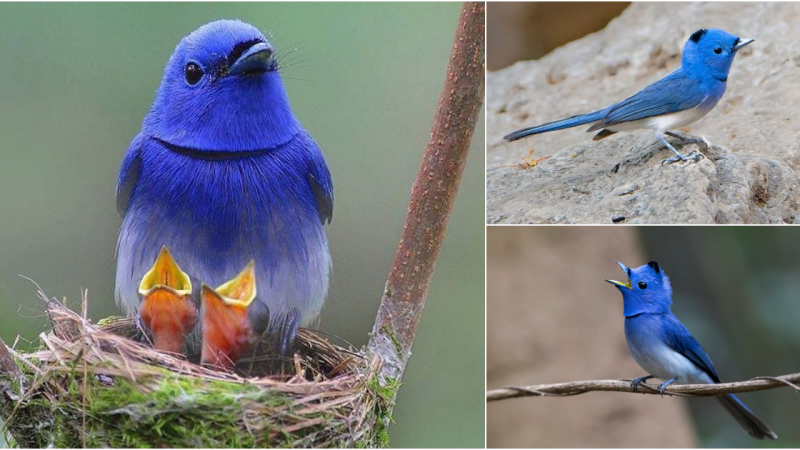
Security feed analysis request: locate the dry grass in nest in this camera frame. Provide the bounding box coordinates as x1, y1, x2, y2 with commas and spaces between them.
1, 290, 394, 448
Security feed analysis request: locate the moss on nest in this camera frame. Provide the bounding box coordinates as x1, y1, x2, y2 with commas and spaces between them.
2, 299, 393, 448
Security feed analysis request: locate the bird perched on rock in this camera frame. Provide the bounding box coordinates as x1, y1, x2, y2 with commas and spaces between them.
138, 246, 196, 354
606, 261, 777, 440
115, 19, 333, 356
505, 29, 753, 165
200, 261, 266, 369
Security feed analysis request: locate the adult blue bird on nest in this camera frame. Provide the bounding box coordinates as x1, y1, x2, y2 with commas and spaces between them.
115, 19, 334, 357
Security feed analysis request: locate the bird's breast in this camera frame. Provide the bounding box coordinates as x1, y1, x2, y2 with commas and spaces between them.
624, 315, 713, 384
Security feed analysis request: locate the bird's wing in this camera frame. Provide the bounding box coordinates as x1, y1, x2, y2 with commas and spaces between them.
661, 313, 721, 383
588, 70, 708, 131
304, 136, 334, 225
116, 135, 145, 217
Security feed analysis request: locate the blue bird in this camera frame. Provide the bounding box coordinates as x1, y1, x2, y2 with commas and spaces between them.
606, 261, 776, 440
115, 19, 333, 356
504, 29, 753, 165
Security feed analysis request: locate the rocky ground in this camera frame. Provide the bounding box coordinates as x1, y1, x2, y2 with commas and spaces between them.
487, 2, 800, 224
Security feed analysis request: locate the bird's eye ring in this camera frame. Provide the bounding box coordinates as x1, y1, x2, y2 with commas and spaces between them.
713, 47, 723, 54
638, 281, 648, 289
185, 62, 204, 85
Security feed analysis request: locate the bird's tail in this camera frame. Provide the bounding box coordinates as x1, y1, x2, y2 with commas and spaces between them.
503, 109, 606, 142
714, 394, 777, 440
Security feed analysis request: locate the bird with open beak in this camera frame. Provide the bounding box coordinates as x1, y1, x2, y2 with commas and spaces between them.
138, 246, 197, 355
201, 261, 269, 370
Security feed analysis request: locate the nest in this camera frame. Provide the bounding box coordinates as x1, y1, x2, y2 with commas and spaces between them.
1, 295, 394, 448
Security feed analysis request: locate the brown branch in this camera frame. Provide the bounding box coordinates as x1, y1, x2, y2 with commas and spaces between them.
486, 373, 800, 402
368, 1, 485, 387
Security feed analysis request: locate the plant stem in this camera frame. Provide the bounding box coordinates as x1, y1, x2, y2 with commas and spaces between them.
368, 1, 485, 388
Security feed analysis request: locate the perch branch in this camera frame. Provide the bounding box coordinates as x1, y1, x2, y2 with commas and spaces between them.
368, 1, 484, 386
486, 373, 800, 402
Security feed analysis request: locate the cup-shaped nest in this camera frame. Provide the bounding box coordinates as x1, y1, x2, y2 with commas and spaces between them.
0, 299, 396, 448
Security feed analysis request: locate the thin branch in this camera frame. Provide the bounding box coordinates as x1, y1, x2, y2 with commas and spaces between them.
368, 0, 485, 387
486, 373, 800, 402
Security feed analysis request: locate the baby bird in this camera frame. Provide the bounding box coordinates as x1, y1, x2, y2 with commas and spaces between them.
138, 246, 197, 355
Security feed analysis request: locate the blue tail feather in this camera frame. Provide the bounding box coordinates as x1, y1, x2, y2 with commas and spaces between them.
714, 393, 777, 440
503, 109, 606, 142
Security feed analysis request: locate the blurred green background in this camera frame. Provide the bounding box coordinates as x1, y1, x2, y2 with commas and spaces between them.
0, 3, 484, 448
488, 226, 799, 448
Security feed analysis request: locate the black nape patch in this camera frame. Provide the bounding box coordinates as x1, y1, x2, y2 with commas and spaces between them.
227, 38, 266, 67
689, 29, 707, 43
647, 261, 661, 273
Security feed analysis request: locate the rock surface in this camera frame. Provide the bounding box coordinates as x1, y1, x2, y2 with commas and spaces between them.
487, 2, 800, 224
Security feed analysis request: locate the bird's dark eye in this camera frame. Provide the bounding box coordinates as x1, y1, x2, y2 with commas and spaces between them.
638, 281, 648, 289
713, 47, 722, 54
184, 62, 204, 85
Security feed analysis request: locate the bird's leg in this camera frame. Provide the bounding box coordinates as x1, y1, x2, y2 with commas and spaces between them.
631, 375, 655, 392
657, 377, 679, 397
657, 134, 703, 166
279, 308, 301, 357
665, 130, 709, 154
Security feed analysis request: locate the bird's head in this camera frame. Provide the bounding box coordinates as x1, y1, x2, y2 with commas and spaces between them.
143, 19, 300, 153
605, 261, 673, 317
682, 28, 753, 81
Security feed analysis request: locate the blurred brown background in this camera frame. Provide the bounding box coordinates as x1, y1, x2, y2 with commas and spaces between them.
487, 227, 799, 448
487, 2, 629, 71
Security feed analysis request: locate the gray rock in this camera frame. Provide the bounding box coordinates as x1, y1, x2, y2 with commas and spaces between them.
487, 2, 800, 224
487, 135, 800, 224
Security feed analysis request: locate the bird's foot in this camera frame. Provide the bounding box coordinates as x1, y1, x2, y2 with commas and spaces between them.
660, 150, 704, 166
631, 375, 655, 392
657, 377, 679, 397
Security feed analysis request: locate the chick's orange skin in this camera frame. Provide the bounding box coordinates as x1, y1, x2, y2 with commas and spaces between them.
201, 287, 257, 369
140, 288, 197, 354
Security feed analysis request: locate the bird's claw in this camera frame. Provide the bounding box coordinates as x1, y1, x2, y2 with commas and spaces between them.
630, 375, 654, 392
660, 151, 704, 166
656, 377, 678, 397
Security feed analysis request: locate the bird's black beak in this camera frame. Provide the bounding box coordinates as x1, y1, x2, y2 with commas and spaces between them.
228, 42, 274, 76
605, 260, 632, 290
733, 37, 754, 51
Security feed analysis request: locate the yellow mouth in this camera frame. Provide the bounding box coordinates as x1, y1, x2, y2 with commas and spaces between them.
138, 246, 193, 297
213, 261, 257, 308
605, 278, 632, 289
605, 260, 632, 289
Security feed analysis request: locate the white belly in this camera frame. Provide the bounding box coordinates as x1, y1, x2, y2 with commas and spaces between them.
605, 104, 712, 134
628, 339, 714, 385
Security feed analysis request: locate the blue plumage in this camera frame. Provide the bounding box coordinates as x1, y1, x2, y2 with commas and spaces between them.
115, 19, 333, 354
607, 261, 777, 440
505, 29, 753, 165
